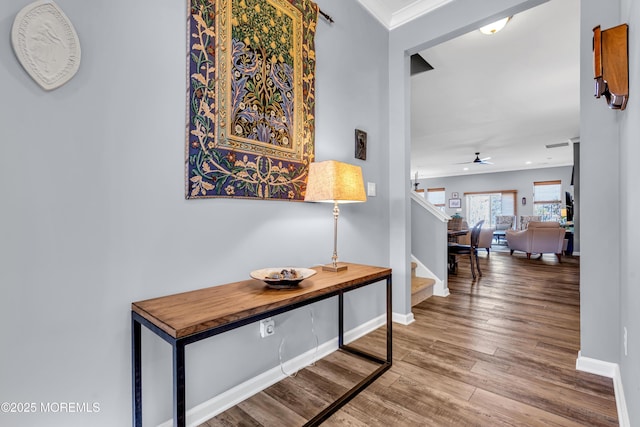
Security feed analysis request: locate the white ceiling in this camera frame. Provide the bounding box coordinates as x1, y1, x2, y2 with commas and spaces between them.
357, 0, 580, 179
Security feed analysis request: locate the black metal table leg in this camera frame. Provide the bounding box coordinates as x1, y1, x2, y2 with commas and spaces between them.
173, 341, 186, 427
132, 315, 142, 427
386, 276, 392, 362
338, 292, 344, 348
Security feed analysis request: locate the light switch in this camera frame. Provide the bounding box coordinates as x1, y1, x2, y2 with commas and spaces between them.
367, 182, 376, 197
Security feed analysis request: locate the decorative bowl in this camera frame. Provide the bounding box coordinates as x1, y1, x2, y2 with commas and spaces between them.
250, 267, 317, 289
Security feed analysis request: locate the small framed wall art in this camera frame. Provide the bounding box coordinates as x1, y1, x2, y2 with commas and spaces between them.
355, 129, 367, 160
449, 198, 461, 208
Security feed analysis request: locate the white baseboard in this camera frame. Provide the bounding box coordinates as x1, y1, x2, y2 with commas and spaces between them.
437, 287, 450, 297
576, 352, 630, 427
575, 351, 616, 377
393, 311, 415, 325
158, 314, 389, 427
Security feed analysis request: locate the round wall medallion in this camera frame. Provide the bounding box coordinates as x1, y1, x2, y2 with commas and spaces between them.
11, 1, 81, 91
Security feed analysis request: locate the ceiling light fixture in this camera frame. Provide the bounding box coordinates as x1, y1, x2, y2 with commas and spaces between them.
479, 16, 511, 35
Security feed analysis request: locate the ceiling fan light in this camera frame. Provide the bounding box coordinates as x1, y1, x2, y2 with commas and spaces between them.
479, 16, 511, 35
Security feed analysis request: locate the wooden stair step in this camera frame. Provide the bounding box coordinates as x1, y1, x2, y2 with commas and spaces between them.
412, 276, 435, 293
411, 275, 435, 306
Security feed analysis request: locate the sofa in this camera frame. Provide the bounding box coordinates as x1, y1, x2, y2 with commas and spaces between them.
506, 221, 566, 261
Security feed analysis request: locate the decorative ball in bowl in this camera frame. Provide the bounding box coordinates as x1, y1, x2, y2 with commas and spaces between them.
250, 267, 317, 289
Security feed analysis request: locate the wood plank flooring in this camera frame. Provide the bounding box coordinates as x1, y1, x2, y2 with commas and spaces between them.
201, 252, 618, 426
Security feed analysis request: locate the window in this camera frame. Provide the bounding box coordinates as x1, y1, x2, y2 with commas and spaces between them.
427, 187, 445, 212
533, 180, 562, 221
464, 191, 516, 228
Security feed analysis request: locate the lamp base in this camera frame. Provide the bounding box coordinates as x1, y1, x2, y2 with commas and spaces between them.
322, 263, 348, 272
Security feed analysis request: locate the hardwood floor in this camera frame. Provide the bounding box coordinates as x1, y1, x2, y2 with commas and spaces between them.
201, 252, 618, 426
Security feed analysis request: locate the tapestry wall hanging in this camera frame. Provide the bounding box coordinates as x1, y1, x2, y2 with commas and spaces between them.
186, 0, 318, 200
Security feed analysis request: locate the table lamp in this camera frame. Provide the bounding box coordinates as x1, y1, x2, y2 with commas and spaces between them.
304, 160, 367, 272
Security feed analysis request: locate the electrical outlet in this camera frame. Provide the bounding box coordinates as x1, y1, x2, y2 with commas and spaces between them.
260, 318, 275, 338
623, 327, 628, 356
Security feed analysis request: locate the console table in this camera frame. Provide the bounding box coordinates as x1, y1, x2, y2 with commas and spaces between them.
131, 263, 392, 426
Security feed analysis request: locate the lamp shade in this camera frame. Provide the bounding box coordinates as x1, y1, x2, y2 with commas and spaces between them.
304, 160, 367, 203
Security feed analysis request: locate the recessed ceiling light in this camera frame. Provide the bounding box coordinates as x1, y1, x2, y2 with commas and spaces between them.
463, 167, 469, 171
525, 161, 532, 165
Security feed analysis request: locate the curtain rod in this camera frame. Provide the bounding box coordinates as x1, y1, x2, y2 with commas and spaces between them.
319, 8, 334, 23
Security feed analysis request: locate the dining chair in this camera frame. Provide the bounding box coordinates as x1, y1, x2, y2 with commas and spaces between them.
448, 220, 484, 280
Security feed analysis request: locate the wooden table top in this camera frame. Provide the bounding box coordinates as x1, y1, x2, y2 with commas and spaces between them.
132, 263, 391, 339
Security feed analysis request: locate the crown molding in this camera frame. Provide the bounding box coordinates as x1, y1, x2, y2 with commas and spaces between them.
389, 0, 453, 29
357, 0, 453, 29
356, 0, 393, 28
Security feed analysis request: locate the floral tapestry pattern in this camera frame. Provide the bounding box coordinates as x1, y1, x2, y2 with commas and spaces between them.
186, 0, 318, 200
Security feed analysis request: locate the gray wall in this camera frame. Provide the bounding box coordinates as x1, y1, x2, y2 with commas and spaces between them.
618, 0, 640, 423
420, 166, 576, 250
581, 1, 639, 424
620, 0, 640, 425
0, 0, 389, 425
420, 166, 573, 217
411, 198, 448, 281
580, 0, 622, 371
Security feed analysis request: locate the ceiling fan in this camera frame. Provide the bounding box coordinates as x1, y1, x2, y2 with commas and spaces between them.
459, 152, 493, 165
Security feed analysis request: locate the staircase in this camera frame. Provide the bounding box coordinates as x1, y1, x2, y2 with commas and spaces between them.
411, 262, 436, 306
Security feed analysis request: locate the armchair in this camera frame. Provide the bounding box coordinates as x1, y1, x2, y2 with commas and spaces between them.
495, 215, 515, 231
477, 227, 494, 254
506, 221, 566, 261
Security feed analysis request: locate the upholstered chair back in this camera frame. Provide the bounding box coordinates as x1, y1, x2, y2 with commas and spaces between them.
519, 215, 542, 230
527, 221, 560, 229
495, 215, 515, 230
